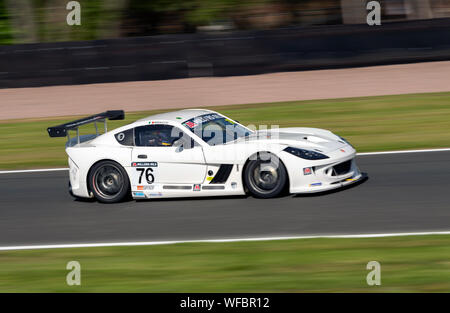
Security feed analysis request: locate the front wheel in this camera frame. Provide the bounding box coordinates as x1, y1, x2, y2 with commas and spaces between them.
88, 160, 130, 203
244, 153, 287, 198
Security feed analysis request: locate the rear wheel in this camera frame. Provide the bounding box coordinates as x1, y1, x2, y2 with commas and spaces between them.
244, 153, 287, 198
88, 160, 130, 203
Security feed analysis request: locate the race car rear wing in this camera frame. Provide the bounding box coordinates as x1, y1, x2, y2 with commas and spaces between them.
47, 110, 125, 144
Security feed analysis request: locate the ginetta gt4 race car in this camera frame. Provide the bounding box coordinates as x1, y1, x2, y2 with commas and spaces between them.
48, 109, 364, 203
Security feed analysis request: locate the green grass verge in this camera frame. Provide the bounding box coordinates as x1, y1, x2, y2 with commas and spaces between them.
1, 92, 450, 169
0, 235, 449, 292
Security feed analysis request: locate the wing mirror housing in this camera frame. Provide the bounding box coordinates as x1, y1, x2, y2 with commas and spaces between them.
173, 136, 194, 152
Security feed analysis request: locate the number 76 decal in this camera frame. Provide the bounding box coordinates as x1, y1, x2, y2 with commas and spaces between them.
136, 168, 155, 184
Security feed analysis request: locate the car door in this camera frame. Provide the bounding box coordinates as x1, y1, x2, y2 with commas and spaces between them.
130, 124, 206, 186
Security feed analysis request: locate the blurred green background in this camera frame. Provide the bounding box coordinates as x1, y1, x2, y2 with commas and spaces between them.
0, 0, 341, 44
1, 0, 449, 44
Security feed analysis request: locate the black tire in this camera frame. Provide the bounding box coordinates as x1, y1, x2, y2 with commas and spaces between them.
88, 160, 130, 203
243, 152, 287, 198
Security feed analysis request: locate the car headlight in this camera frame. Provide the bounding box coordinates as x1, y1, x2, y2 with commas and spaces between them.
339, 136, 353, 148
284, 147, 329, 160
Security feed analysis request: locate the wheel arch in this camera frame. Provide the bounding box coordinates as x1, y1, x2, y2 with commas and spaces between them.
241, 151, 290, 194
86, 158, 131, 197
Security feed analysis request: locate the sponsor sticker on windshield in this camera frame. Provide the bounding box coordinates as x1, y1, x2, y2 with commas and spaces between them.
194, 113, 221, 123
184, 121, 197, 128
184, 113, 222, 128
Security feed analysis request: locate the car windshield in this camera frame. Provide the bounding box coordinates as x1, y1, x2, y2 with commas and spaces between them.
182, 113, 253, 146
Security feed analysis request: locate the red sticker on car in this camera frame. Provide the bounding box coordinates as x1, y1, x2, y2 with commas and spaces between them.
185, 121, 197, 128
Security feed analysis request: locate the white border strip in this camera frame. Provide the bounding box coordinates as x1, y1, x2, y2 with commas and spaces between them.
1, 231, 449, 251
0, 168, 68, 174
1, 147, 450, 174
357, 147, 450, 156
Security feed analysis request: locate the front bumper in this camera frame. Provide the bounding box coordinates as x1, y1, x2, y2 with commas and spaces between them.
291, 169, 365, 194
281, 148, 365, 194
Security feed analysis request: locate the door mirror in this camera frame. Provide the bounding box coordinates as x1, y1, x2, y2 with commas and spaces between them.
173, 138, 185, 152
173, 136, 195, 152
172, 138, 184, 147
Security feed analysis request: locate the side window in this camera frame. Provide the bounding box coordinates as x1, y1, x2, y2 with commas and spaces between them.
115, 128, 134, 146
134, 125, 184, 147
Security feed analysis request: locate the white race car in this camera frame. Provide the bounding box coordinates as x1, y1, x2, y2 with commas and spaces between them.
48, 109, 364, 203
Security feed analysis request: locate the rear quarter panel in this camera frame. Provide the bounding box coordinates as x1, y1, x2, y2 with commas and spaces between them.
66, 145, 132, 198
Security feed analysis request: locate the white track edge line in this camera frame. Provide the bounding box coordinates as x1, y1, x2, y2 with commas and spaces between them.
0, 168, 68, 174
1, 231, 450, 251
1, 147, 450, 174
357, 147, 450, 155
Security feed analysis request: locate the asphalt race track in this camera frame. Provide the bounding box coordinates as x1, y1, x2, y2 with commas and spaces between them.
0, 151, 449, 246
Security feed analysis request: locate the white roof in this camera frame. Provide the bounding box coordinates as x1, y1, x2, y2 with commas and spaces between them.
136, 109, 217, 123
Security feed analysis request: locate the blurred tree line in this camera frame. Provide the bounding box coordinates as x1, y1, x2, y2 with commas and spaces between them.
0, 0, 342, 44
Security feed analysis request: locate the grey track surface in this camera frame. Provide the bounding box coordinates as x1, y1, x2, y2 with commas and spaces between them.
0, 151, 449, 246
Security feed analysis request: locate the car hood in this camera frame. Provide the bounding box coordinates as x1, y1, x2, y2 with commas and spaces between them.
239, 127, 347, 154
